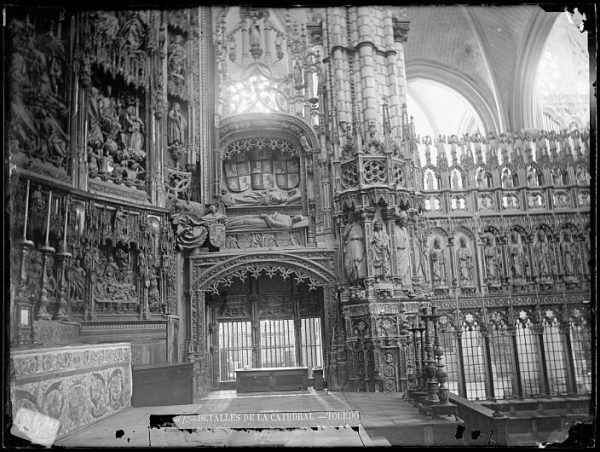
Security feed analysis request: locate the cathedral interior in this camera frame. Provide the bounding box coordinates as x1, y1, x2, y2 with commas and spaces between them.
5, 4, 596, 447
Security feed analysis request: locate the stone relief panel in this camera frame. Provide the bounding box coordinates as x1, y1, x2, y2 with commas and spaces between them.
10, 343, 132, 438
86, 81, 147, 190
8, 15, 71, 181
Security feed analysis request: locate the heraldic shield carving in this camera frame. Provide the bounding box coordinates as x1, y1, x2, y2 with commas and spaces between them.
209, 223, 226, 248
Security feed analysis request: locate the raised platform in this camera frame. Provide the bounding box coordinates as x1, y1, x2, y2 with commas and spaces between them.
54, 389, 465, 448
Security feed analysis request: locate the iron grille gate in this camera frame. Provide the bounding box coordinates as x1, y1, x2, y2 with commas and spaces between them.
218, 317, 323, 382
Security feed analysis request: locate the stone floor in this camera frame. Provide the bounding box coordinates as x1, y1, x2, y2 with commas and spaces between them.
55, 389, 466, 448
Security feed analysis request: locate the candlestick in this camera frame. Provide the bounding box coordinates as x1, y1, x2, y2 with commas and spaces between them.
62, 196, 69, 254
22, 179, 31, 240
45, 191, 53, 246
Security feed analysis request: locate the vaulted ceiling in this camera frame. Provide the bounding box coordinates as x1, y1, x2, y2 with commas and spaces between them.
402, 5, 562, 132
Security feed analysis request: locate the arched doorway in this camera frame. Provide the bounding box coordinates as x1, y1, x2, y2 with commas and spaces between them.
207, 274, 324, 389
189, 251, 337, 391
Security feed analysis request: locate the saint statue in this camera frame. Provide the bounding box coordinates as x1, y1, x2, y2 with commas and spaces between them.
509, 231, 525, 279
534, 230, 551, 278
561, 230, 576, 277
483, 235, 498, 280
370, 220, 390, 280
457, 237, 473, 285
430, 238, 446, 287
343, 211, 366, 285
394, 209, 412, 286
168, 102, 187, 145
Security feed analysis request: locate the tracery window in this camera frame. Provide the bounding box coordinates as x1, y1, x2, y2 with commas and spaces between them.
438, 317, 460, 394
570, 310, 591, 394
223, 74, 288, 115
515, 311, 542, 397
488, 316, 516, 399
461, 315, 488, 400
542, 311, 568, 396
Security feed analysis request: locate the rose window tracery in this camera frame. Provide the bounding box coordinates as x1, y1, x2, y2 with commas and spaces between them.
362, 160, 388, 184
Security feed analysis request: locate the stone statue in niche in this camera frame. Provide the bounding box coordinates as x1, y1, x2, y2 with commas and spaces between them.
483, 234, 500, 282
120, 11, 148, 52
508, 231, 526, 280
561, 229, 577, 278
87, 87, 105, 151
393, 209, 412, 286
534, 229, 552, 280
370, 220, 390, 281
148, 269, 161, 312
501, 168, 513, 188
167, 102, 187, 146
99, 86, 121, 141
526, 165, 540, 187
119, 103, 145, 159
430, 238, 447, 287
457, 237, 473, 285
168, 34, 186, 82
343, 211, 366, 285
66, 258, 86, 302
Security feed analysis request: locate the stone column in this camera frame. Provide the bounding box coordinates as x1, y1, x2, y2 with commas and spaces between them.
447, 235, 456, 292
392, 18, 410, 137
475, 230, 487, 294
356, 7, 378, 132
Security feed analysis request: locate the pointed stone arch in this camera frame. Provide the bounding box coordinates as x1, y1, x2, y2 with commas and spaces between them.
191, 251, 336, 294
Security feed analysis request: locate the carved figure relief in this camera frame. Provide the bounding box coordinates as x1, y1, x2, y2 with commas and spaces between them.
167, 33, 187, 95
225, 212, 307, 230
8, 18, 69, 171
86, 84, 147, 188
